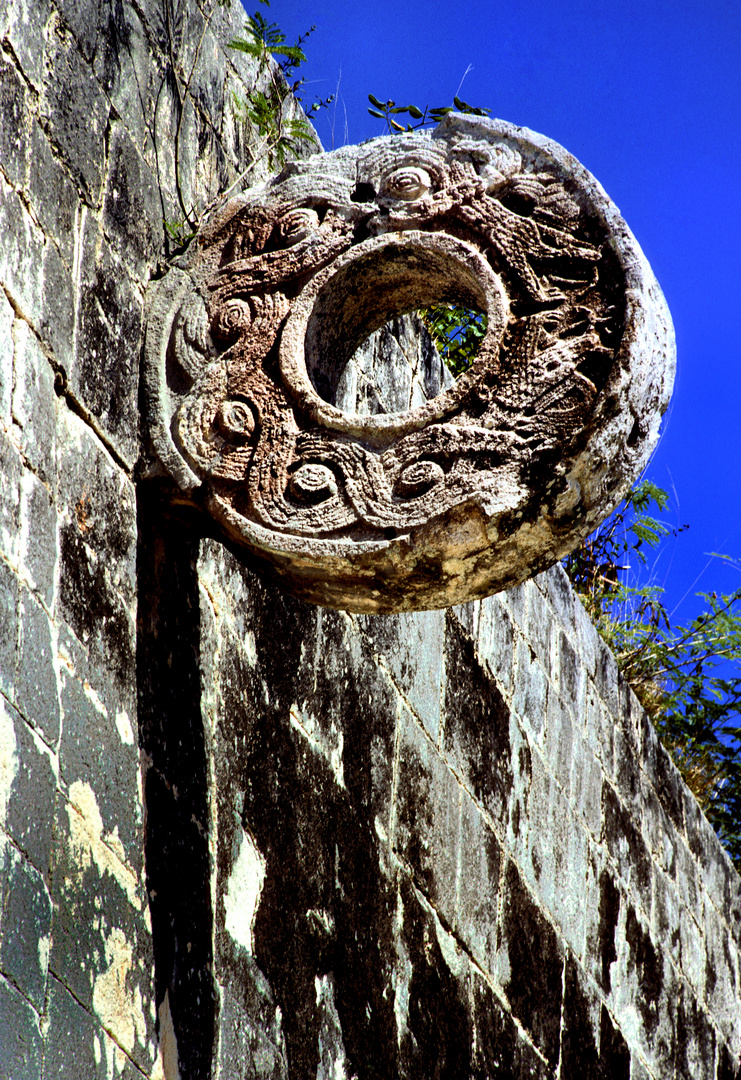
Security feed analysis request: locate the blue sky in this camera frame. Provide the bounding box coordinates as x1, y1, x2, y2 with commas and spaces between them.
256, 0, 741, 622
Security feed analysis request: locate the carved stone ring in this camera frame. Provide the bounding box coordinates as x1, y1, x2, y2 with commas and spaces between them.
144, 115, 675, 612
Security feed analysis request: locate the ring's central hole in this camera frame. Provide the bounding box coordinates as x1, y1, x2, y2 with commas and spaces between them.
304, 241, 488, 417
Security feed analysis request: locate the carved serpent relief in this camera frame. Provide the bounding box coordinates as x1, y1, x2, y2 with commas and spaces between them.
144, 114, 674, 612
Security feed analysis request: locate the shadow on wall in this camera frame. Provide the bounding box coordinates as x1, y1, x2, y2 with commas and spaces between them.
137, 482, 216, 1076
135, 480, 560, 1080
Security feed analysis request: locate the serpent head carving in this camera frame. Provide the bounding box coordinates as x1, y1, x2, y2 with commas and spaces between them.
144, 114, 674, 612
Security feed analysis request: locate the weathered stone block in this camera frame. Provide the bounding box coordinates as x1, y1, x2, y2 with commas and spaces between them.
455, 790, 500, 975
537, 564, 578, 646
0, 177, 75, 371
393, 707, 459, 928
449, 597, 479, 639
93, 0, 167, 180
650, 866, 682, 972
502, 711, 533, 859
56, 411, 137, 686
545, 690, 575, 793
525, 583, 553, 665
58, 657, 142, 877
27, 120, 80, 270
102, 122, 162, 277
0, 435, 23, 576
704, 900, 741, 1049
48, 793, 156, 1070
44, 974, 149, 1079
569, 738, 603, 840
16, 586, 60, 746
11, 319, 57, 487
583, 860, 623, 996
552, 625, 585, 718
0, 560, 19, 703
443, 614, 512, 826
613, 904, 668, 1071
357, 608, 445, 744
215, 985, 288, 1080
0, 293, 14, 430
39, 240, 76, 371
0, 176, 45, 328
2, 697, 56, 877
19, 470, 57, 610
470, 971, 552, 1079
585, 681, 615, 779
594, 634, 620, 717
613, 724, 643, 811
495, 860, 564, 1069
0, 839, 52, 1011
526, 748, 589, 955
40, 15, 110, 205
512, 636, 548, 741
0, 972, 43, 1080
678, 903, 706, 1001
560, 956, 630, 1079
601, 780, 653, 918
69, 216, 142, 462
476, 594, 515, 698
0, 51, 30, 191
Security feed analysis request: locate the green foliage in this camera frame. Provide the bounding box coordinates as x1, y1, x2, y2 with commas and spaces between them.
229, 2, 332, 170
563, 482, 741, 866
368, 93, 490, 134
419, 303, 488, 376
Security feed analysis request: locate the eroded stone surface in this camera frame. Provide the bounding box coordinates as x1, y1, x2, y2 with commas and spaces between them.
145, 117, 675, 611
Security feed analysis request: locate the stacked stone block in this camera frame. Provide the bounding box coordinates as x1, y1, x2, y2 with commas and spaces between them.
1, 0, 739, 1076
196, 545, 741, 1079
0, 0, 264, 1074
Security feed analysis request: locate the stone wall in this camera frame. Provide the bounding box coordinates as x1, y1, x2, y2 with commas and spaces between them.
1, 1, 740, 1078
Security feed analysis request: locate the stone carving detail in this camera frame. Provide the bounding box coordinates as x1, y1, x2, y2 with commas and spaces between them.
144, 115, 674, 612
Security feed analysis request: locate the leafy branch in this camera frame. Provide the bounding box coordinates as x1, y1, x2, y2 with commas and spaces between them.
563, 482, 741, 866
227, 2, 332, 180
419, 303, 487, 376
368, 93, 490, 134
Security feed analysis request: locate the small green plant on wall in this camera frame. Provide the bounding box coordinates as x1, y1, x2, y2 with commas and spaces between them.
228, 1, 333, 175
563, 482, 741, 866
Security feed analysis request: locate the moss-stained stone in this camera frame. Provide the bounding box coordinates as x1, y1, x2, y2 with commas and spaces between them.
393, 706, 459, 927
1, 0, 740, 1074
0, 838, 52, 1012
0, 972, 43, 1080
560, 955, 630, 1079
47, 791, 155, 1064
68, 216, 141, 463
2, 700, 56, 879
496, 861, 564, 1069
443, 613, 512, 825
15, 587, 60, 747
56, 410, 136, 687
44, 974, 148, 1080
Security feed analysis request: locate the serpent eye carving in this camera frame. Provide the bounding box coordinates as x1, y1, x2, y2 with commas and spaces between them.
278, 208, 320, 246
216, 400, 256, 441
289, 463, 338, 504
396, 461, 445, 499
213, 299, 252, 343
381, 166, 432, 202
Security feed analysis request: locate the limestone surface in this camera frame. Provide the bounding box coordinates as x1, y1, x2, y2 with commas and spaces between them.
145, 116, 675, 611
